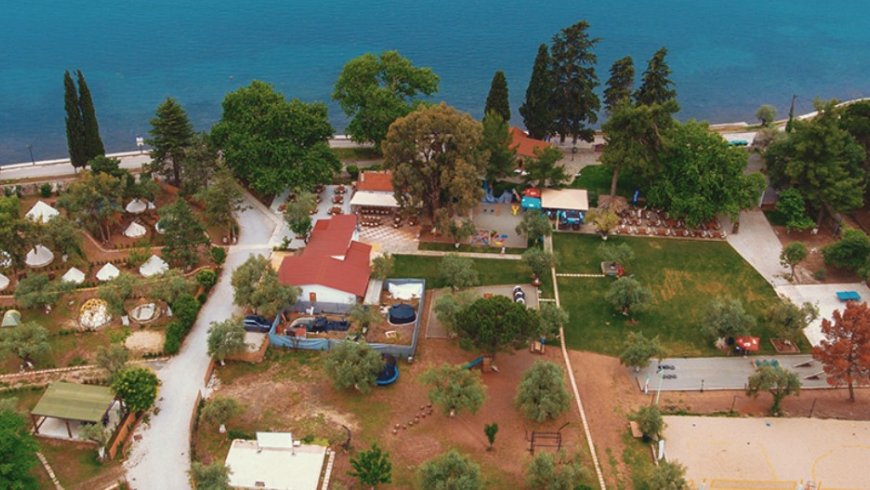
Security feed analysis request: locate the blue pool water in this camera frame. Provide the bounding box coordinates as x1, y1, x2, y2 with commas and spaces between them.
1, 0, 869, 163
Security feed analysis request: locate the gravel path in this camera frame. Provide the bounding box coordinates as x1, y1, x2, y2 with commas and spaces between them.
124, 193, 276, 489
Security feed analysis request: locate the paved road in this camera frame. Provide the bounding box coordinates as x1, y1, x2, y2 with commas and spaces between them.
724, 209, 790, 287
124, 192, 276, 490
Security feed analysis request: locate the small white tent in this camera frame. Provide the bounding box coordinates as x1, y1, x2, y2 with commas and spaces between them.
61, 267, 86, 285
25, 201, 60, 224
0, 272, 9, 291
125, 199, 148, 214
25, 245, 54, 268
96, 263, 120, 282
124, 222, 147, 238
139, 255, 169, 277
154, 220, 166, 235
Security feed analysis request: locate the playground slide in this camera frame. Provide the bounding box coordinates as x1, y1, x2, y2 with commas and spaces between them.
464, 356, 484, 369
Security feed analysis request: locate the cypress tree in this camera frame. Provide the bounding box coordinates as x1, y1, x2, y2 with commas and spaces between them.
63, 71, 88, 168
603, 56, 635, 113
147, 97, 195, 186
480, 112, 516, 181
634, 48, 677, 107
484, 71, 511, 122
549, 20, 601, 143
519, 44, 555, 140
77, 70, 105, 160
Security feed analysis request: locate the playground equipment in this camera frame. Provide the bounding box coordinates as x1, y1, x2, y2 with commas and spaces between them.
526, 423, 569, 453
482, 181, 514, 204
557, 210, 584, 230
377, 354, 400, 386
464, 356, 484, 369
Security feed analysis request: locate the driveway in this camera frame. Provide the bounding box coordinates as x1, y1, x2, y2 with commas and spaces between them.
124, 192, 275, 489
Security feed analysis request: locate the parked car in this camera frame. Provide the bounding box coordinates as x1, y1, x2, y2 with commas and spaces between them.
243, 315, 272, 332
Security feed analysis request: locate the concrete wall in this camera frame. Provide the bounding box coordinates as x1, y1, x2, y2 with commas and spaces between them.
298, 284, 357, 305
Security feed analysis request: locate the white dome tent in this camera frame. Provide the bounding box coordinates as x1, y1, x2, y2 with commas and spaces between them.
25, 201, 60, 224
0, 272, 9, 291
139, 255, 169, 278
154, 220, 166, 235
61, 267, 86, 285
125, 199, 154, 214
124, 221, 147, 239
25, 245, 54, 268
96, 263, 120, 282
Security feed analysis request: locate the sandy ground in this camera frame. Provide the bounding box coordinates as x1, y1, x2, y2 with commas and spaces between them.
663, 416, 870, 489
125, 330, 164, 355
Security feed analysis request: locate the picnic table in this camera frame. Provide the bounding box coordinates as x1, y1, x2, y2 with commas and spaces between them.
836, 291, 861, 302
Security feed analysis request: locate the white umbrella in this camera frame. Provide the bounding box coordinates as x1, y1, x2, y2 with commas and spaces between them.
61, 267, 86, 285
139, 255, 169, 277
96, 263, 120, 282
0, 272, 9, 291
125, 198, 148, 214
124, 221, 147, 238
25, 245, 54, 268
25, 200, 59, 224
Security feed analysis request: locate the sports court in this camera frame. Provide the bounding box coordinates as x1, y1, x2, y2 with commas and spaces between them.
663, 416, 870, 489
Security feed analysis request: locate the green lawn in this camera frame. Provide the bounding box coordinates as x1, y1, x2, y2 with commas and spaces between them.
554, 233, 787, 356
570, 164, 642, 206
418, 242, 527, 255
392, 254, 552, 297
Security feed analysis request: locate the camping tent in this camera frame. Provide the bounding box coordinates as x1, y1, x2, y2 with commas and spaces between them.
125, 199, 154, 214
0, 272, 8, 291
139, 255, 168, 277
61, 267, 86, 285
96, 263, 120, 282
25, 201, 60, 224
25, 245, 54, 268
2, 309, 21, 328
124, 222, 147, 238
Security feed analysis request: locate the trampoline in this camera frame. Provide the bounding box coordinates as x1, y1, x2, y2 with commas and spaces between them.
377, 355, 399, 386
388, 304, 416, 325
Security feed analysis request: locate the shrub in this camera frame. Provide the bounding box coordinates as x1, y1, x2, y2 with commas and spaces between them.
172, 293, 201, 330
126, 249, 150, 269
39, 183, 53, 198
163, 321, 184, 354
195, 269, 217, 291
210, 246, 226, 265
346, 164, 360, 180
197, 293, 208, 305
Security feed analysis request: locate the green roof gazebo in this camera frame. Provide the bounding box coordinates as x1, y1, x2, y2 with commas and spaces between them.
30, 382, 116, 438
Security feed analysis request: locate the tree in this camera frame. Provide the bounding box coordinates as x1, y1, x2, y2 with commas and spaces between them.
195, 165, 244, 237
80, 423, 111, 460
603, 56, 635, 113
77, 70, 105, 160
422, 363, 486, 417
111, 367, 159, 413
755, 104, 777, 127
283, 191, 317, 240
0, 407, 39, 489
333, 51, 439, 147
550, 21, 600, 143
522, 247, 556, 279
539, 303, 568, 340
98, 273, 138, 315
147, 97, 195, 185
516, 210, 552, 244
63, 70, 88, 168
766, 100, 866, 225
775, 188, 815, 232
822, 228, 870, 274
524, 147, 568, 188
349, 304, 382, 330
58, 171, 125, 242
619, 331, 664, 371
38, 216, 84, 262
181, 133, 220, 195
645, 461, 689, 490
812, 301, 870, 401
95, 344, 129, 382
525, 452, 587, 490
433, 292, 473, 334
605, 277, 652, 317
383, 103, 487, 228
211, 80, 340, 195
324, 341, 383, 394
647, 120, 765, 227
0, 195, 35, 277
160, 198, 209, 268
447, 218, 477, 247
630, 405, 664, 440
598, 242, 634, 265
419, 450, 482, 490
371, 253, 394, 280
149, 269, 195, 304
703, 297, 755, 340
14, 274, 66, 309
515, 361, 570, 422
484, 71, 510, 122
455, 295, 540, 358
349, 443, 392, 489
746, 365, 801, 415
483, 423, 498, 451
766, 299, 818, 344
839, 100, 870, 164
207, 319, 247, 365
189, 462, 231, 490
200, 397, 244, 428
0, 322, 50, 367
634, 48, 677, 107
480, 112, 516, 181
780, 242, 808, 280
520, 44, 555, 139
439, 254, 479, 290
231, 255, 297, 316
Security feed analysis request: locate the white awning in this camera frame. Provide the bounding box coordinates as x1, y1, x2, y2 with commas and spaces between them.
96, 263, 120, 282
25, 245, 54, 268
25, 201, 60, 223
0, 272, 9, 291
350, 191, 399, 208
61, 267, 86, 285
541, 189, 589, 211
139, 255, 169, 277
124, 221, 147, 238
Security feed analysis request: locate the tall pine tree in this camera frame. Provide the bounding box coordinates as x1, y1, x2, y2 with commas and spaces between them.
603, 56, 635, 113
550, 20, 600, 143
76, 70, 105, 160
519, 44, 554, 140
63, 71, 88, 168
634, 48, 677, 107
485, 71, 510, 122
148, 97, 195, 186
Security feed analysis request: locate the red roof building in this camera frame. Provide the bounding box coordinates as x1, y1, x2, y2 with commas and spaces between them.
357, 171, 394, 192
510, 127, 550, 160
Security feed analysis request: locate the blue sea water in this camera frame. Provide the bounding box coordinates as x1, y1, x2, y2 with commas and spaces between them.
1, 0, 869, 164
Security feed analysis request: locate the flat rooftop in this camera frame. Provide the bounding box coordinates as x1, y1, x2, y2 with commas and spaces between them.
225, 439, 326, 490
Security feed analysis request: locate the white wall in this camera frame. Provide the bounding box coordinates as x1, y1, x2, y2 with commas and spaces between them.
298, 284, 357, 304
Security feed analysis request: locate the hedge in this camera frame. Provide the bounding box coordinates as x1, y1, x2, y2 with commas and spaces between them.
163, 293, 202, 354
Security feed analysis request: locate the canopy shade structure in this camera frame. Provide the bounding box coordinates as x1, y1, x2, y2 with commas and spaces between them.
0, 272, 9, 291
124, 221, 147, 238
25, 200, 60, 223
349, 191, 399, 208
61, 267, 86, 285
96, 263, 120, 282
735, 336, 760, 352
25, 245, 54, 268
541, 189, 589, 212
2, 309, 21, 328
139, 255, 168, 277
125, 199, 155, 214
31, 382, 115, 424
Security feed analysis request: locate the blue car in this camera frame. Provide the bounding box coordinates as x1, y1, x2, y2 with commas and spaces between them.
243, 315, 272, 332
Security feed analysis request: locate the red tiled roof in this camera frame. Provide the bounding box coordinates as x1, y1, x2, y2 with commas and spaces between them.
510, 127, 550, 159
306, 214, 357, 258
357, 171, 394, 192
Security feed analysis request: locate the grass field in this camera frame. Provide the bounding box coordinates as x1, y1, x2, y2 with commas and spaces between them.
392, 254, 552, 296
553, 233, 786, 356
570, 164, 642, 206
417, 242, 527, 255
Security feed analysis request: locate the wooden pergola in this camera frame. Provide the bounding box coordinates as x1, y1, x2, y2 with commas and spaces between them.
30, 382, 116, 438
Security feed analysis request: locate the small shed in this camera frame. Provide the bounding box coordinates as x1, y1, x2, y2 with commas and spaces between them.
25, 200, 60, 224
2, 309, 21, 328
31, 382, 116, 438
